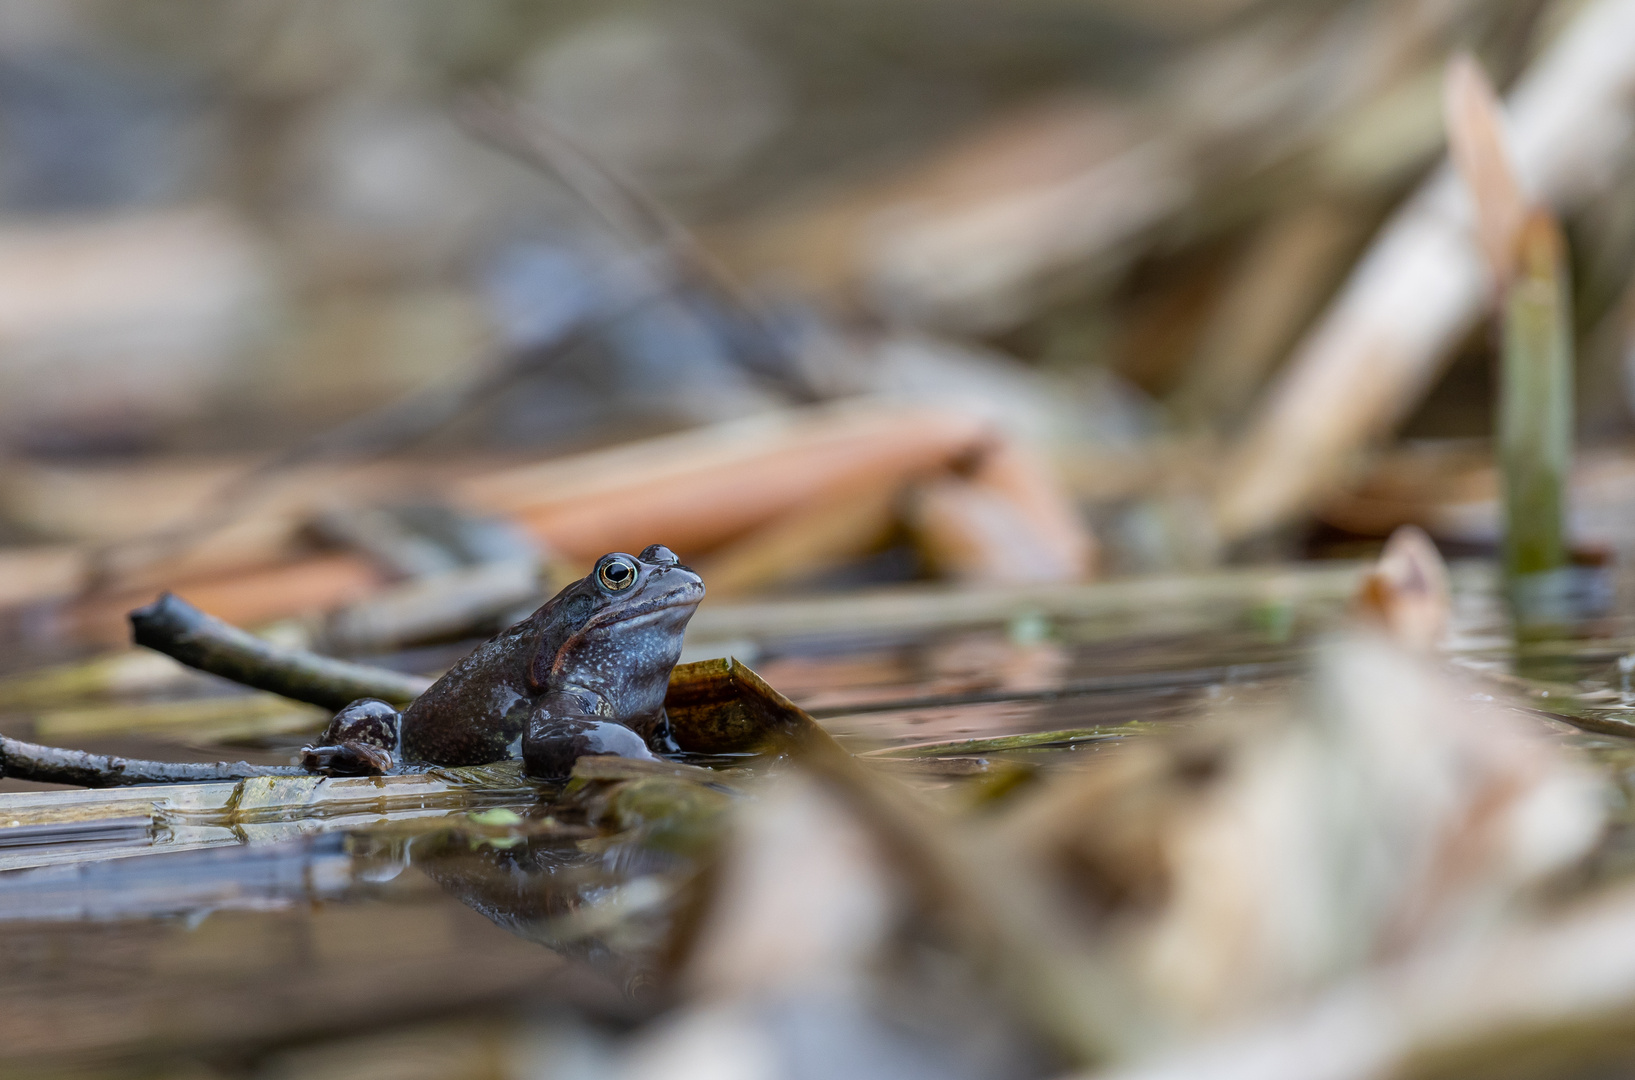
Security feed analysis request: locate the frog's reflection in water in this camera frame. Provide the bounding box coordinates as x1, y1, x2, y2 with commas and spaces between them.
381, 824, 698, 987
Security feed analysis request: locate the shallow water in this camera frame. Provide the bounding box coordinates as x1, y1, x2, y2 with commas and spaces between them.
6, 564, 1630, 1076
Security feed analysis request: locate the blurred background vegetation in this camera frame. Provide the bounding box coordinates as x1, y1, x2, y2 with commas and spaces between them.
1, 0, 1625, 585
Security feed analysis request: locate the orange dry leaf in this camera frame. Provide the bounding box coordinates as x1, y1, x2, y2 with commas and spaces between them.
1350, 524, 1451, 649
459, 404, 992, 563
66, 554, 386, 643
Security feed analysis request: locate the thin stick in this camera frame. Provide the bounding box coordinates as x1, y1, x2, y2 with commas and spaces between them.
856, 724, 1146, 758
0, 735, 306, 787
1537, 709, 1635, 740
130, 593, 431, 710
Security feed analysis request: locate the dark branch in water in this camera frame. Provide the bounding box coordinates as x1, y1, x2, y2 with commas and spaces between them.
130, 593, 431, 711
0, 595, 410, 788
0, 735, 307, 788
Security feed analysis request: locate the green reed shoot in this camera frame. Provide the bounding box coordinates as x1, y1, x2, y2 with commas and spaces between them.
1500, 211, 1573, 630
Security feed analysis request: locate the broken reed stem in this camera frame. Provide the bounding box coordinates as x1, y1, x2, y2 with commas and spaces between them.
0, 735, 308, 788
1500, 211, 1573, 632
130, 592, 431, 710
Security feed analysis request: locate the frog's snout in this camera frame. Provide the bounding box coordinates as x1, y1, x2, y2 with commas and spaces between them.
653, 564, 706, 605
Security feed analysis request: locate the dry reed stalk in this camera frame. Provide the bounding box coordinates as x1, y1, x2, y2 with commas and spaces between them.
163, 554, 386, 628
713, 95, 1161, 329
1444, 53, 1530, 283
686, 560, 1366, 644
1443, 56, 1575, 628
0, 545, 84, 609
692, 475, 904, 598
458, 404, 992, 562
1211, 0, 1635, 541
908, 439, 1097, 584
66, 554, 386, 644
1168, 201, 1367, 430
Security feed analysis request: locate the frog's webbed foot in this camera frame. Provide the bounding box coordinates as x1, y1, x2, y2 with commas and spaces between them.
300, 741, 394, 775
523, 717, 656, 781
300, 698, 401, 776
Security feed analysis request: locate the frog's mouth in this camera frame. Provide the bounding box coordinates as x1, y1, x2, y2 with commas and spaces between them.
582, 580, 706, 633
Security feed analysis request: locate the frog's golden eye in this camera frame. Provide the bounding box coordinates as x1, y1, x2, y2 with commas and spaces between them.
598, 556, 638, 591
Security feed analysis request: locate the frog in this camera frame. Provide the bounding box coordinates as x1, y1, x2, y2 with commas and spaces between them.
299, 544, 705, 780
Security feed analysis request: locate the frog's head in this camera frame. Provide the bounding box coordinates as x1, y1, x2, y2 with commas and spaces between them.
527, 544, 705, 713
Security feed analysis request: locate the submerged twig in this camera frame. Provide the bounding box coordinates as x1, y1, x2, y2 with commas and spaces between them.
130, 593, 431, 711
1537, 709, 1635, 740
0, 735, 306, 788
857, 723, 1152, 758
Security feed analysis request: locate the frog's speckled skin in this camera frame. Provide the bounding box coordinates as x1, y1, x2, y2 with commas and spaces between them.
301, 544, 704, 779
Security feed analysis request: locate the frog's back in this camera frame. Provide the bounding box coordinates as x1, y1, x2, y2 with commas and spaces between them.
399, 624, 539, 765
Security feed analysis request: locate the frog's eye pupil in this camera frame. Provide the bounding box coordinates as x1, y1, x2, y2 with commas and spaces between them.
599, 558, 636, 590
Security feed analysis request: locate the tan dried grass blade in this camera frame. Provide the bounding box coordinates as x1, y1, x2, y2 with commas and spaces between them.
1444, 54, 1529, 282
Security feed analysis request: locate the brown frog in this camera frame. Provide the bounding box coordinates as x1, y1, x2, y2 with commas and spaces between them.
300, 544, 705, 780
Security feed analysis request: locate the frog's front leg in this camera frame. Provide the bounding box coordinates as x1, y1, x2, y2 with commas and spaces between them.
522, 691, 657, 780
300, 698, 402, 775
